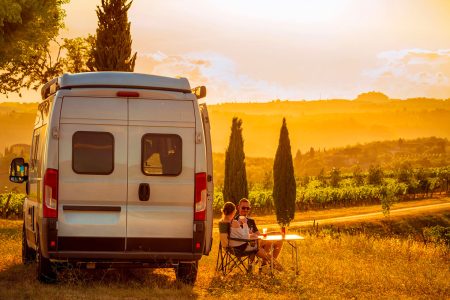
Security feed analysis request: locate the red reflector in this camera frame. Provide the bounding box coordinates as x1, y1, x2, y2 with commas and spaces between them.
196, 242, 201, 249
43, 168, 58, 219
50, 241, 56, 247
194, 172, 207, 221
117, 91, 140, 97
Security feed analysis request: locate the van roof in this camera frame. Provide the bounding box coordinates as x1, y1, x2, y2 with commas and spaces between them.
41, 72, 192, 99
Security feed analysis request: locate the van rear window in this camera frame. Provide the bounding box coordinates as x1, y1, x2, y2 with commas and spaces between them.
142, 134, 182, 176
72, 131, 114, 175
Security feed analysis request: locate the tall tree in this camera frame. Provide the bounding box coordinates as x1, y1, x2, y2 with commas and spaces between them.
273, 118, 296, 227
0, 0, 68, 95
91, 0, 137, 71
223, 117, 248, 205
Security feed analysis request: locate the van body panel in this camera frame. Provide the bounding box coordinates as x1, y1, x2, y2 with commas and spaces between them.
126, 99, 195, 241
58, 98, 128, 239
60, 97, 127, 121
199, 103, 214, 254
128, 99, 195, 123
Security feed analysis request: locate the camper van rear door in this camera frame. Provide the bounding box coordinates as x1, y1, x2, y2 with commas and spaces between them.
126, 99, 196, 252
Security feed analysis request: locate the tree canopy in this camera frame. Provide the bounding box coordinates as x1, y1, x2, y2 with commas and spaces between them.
0, 0, 68, 95
223, 117, 248, 204
91, 0, 136, 71
273, 118, 296, 227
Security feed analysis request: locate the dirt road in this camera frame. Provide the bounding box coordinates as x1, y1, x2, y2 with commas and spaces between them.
287, 202, 450, 228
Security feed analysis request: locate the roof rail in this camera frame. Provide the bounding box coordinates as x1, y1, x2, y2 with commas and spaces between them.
40, 72, 197, 100
41, 77, 59, 100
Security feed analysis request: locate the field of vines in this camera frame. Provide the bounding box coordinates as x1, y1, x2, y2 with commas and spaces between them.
213, 166, 450, 215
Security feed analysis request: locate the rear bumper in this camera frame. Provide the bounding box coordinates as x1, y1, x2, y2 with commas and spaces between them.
48, 251, 202, 262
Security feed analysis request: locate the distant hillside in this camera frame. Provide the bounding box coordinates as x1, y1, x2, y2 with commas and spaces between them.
0, 98, 449, 158
0, 100, 449, 189
208, 98, 450, 157
0, 102, 37, 153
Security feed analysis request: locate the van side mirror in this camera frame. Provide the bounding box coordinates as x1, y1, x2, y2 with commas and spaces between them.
9, 158, 29, 184
192, 86, 207, 99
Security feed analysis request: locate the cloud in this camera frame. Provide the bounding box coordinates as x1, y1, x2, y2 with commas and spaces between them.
364, 49, 450, 98
136, 51, 301, 103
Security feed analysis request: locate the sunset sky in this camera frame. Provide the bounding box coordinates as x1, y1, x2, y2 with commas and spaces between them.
4, 0, 450, 103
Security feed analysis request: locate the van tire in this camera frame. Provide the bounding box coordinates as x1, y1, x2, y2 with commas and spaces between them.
22, 223, 36, 264
175, 262, 198, 285
36, 234, 57, 283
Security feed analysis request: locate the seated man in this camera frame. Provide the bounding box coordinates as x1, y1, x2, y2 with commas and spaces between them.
234, 198, 284, 267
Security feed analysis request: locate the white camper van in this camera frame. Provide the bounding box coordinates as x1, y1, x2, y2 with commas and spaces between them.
9, 72, 214, 284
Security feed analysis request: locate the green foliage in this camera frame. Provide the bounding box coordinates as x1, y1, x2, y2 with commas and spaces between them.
91, 0, 137, 71
0, 0, 68, 95
329, 167, 341, 187
368, 165, 384, 185
423, 225, 450, 247
273, 118, 296, 227
395, 162, 414, 184
380, 180, 402, 216
317, 168, 326, 185
61, 36, 96, 73
353, 165, 364, 186
223, 117, 248, 204
0, 192, 26, 219
213, 179, 410, 215
261, 170, 273, 190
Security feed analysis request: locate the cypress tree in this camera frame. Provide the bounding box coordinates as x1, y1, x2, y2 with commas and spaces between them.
273, 118, 296, 227
91, 0, 137, 71
223, 117, 248, 205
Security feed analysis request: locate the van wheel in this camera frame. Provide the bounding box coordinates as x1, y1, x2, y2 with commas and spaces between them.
36, 235, 57, 283
175, 262, 198, 285
22, 223, 36, 264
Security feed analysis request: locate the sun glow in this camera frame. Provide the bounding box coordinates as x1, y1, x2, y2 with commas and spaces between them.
214, 0, 352, 24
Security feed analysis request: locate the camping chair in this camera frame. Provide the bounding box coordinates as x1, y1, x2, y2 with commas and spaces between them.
215, 221, 259, 275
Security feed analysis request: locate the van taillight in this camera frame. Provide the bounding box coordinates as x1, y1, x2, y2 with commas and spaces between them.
43, 169, 58, 218
194, 172, 207, 221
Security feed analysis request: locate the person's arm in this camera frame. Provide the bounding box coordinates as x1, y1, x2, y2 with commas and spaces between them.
248, 219, 260, 235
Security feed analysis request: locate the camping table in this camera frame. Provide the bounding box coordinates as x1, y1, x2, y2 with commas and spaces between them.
259, 234, 305, 275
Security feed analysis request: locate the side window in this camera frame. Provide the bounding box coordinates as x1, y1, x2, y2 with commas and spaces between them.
72, 131, 114, 175
31, 133, 40, 168
142, 134, 182, 176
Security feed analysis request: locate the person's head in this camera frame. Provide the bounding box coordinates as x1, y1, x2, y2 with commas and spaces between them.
238, 198, 251, 217
221, 201, 236, 219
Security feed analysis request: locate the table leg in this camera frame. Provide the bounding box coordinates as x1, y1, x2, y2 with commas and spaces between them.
295, 241, 299, 275
287, 241, 299, 276
270, 242, 274, 275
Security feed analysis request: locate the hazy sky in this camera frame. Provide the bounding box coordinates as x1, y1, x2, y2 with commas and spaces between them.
4, 0, 450, 103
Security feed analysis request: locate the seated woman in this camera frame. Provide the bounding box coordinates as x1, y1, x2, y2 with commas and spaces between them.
220, 202, 283, 271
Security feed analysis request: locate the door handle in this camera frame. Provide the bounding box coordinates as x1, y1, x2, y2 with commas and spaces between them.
138, 183, 150, 201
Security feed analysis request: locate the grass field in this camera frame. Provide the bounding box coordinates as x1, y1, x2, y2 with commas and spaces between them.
1, 206, 449, 299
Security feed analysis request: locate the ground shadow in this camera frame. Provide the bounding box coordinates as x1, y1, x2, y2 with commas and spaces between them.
0, 262, 199, 299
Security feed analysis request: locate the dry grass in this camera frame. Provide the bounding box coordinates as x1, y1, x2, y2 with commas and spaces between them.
1, 212, 449, 299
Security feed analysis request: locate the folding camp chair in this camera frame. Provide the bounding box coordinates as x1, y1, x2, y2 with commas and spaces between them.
215, 221, 259, 275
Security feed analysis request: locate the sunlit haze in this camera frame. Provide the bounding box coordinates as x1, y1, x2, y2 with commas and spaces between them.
3, 0, 450, 103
